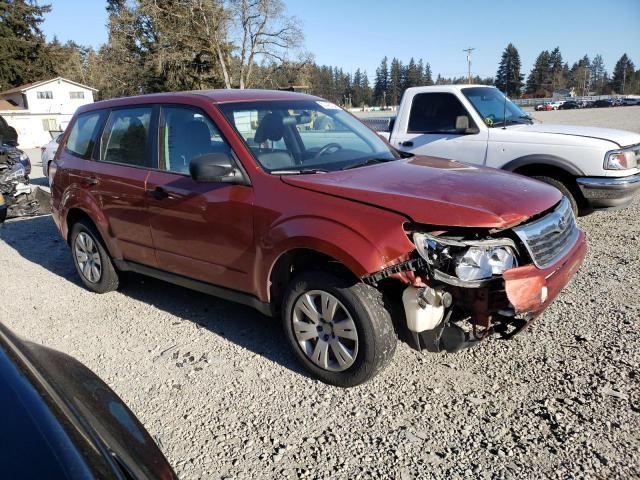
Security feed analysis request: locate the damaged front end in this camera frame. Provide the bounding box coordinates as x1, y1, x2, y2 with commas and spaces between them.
0, 145, 50, 219
365, 197, 586, 354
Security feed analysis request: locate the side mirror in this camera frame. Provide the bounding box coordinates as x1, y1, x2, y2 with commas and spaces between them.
189, 152, 244, 184
455, 115, 479, 134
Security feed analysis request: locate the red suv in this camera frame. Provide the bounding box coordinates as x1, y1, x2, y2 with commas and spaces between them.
51, 90, 587, 387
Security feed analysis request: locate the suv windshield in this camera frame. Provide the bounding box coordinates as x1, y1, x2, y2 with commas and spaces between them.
462, 87, 532, 127
218, 100, 399, 173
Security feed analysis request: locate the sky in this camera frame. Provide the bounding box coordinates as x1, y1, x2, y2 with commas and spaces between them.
42, 0, 640, 81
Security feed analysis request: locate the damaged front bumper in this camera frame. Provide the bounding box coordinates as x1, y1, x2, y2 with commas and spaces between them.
365, 224, 587, 354
410, 230, 586, 352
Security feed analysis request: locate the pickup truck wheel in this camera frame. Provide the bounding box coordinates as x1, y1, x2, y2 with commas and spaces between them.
282, 271, 396, 387
70, 220, 119, 294
532, 176, 579, 215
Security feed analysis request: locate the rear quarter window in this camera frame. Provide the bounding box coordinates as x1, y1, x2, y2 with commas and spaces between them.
66, 111, 105, 158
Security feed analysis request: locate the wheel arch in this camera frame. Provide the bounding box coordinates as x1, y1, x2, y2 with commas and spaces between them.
503, 154, 584, 177
65, 206, 120, 259
267, 247, 363, 315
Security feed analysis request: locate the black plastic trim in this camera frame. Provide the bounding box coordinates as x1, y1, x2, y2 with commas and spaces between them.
502, 154, 585, 176
114, 260, 273, 317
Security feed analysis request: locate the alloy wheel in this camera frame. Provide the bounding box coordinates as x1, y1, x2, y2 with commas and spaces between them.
292, 290, 359, 372
74, 232, 102, 284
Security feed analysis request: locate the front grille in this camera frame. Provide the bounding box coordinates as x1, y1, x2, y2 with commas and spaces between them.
513, 197, 579, 269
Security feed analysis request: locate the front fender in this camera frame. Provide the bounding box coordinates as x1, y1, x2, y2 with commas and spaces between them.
257, 215, 414, 301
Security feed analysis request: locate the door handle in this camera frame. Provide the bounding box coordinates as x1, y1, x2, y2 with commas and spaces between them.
82, 176, 98, 186
400, 141, 414, 147
148, 186, 170, 200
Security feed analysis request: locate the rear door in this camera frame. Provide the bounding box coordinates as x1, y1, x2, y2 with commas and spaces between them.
393, 92, 488, 165
145, 105, 255, 292
90, 106, 157, 266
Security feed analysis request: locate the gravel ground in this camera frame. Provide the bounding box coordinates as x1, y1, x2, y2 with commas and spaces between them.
1, 111, 639, 479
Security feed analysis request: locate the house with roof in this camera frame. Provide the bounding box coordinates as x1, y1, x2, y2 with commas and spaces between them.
0, 77, 96, 148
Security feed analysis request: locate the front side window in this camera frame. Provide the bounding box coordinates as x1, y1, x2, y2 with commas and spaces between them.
159, 106, 232, 174
37, 91, 53, 99
219, 100, 398, 173
462, 87, 532, 127
100, 107, 152, 167
408, 93, 471, 134
66, 111, 104, 158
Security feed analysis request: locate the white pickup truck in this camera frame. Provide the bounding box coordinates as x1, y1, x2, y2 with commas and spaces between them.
368, 85, 640, 215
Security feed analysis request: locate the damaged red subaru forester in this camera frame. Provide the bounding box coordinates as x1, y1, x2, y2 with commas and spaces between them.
51, 90, 586, 387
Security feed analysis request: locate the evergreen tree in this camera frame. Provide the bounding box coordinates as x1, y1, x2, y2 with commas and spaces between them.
610, 53, 635, 94
360, 70, 372, 106
495, 43, 524, 96
0, 0, 52, 89
590, 54, 607, 94
403, 57, 422, 90
387, 57, 403, 105
568, 55, 591, 95
373, 56, 389, 106
424, 62, 434, 85
526, 50, 551, 96
549, 47, 565, 90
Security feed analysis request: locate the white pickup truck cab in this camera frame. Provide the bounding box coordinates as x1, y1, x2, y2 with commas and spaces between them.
373, 85, 640, 214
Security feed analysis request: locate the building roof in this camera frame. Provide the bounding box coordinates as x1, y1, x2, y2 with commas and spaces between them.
0, 99, 23, 110
0, 77, 98, 96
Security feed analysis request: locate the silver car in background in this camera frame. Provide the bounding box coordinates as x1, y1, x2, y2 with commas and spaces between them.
41, 133, 63, 182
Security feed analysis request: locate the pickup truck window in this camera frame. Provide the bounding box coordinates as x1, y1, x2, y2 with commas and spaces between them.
462, 87, 532, 127
408, 93, 470, 134
219, 100, 398, 173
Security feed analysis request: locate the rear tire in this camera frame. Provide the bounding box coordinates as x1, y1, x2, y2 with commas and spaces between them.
70, 219, 119, 293
532, 175, 580, 216
282, 271, 397, 388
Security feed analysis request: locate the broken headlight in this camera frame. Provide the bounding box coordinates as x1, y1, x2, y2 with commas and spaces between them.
413, 232, 518, 282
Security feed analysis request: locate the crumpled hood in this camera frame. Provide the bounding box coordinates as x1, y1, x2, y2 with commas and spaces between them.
510, 123, 640, 148
282, 156, 562, 229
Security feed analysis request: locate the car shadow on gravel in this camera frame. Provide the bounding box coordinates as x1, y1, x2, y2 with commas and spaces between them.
0, 215, 308, 377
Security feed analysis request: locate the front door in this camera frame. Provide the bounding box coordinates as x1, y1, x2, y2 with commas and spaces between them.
393, 92, 488, 165
145, 105, 255, 293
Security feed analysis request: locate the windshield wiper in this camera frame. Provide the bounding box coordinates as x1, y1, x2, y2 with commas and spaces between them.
341, 158, 394, 171
271, 168, 328, 175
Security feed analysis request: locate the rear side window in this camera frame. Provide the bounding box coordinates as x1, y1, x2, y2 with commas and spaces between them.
100, 107, 153, 167
408, 93, 469, 134
66, 111, 104, 158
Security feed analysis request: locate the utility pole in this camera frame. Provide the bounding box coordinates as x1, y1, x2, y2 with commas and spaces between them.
622, 58, 628, 94
463, 47, 475, 84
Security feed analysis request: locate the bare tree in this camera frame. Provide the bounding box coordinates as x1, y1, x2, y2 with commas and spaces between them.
230, 0, 303, 88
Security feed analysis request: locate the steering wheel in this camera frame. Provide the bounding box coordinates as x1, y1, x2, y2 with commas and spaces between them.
313, 143, 342, 159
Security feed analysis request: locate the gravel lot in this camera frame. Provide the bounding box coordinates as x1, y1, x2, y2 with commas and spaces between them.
1, 109, 639, 479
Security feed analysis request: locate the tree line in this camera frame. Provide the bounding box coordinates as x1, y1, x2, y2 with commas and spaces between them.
0, 0, 638, 108
495, 43, 638, 98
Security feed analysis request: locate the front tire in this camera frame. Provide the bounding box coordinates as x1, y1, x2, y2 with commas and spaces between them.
282, 271, 396, 388
70, 219, 119, 293
532, 175, 581, 216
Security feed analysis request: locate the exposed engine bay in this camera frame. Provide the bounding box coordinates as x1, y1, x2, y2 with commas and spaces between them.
0, 145, 51, 219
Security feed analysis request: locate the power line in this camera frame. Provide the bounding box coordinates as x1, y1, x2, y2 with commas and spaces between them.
463, 47, 475, 84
